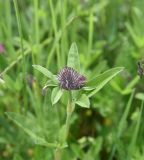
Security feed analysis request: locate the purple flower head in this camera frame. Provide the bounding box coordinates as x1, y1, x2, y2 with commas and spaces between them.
0, 44, 5, 54
57, 67, 86, 90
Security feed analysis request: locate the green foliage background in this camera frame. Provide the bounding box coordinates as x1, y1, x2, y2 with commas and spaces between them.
0, 0, 144, 160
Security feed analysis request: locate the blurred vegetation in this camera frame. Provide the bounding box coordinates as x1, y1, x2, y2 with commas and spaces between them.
0, 0, 144, 160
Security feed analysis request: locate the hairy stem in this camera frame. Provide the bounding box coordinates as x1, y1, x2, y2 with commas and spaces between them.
65, 97, 75, 138
54, 148, 61, 160
54, 91, 75, 160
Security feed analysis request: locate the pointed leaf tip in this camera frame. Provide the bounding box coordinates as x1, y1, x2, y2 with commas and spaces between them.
67, 42, 80, 72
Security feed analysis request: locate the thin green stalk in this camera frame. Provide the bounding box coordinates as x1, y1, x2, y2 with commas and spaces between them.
54, 91, 75, 160
5, 0, 12, 38
49, 0, 61, 69
60, 0, 67, 66
4, 0, 14, 56
0, 38, 50, 77
88, 11, 94, 54
29, 36, 36, 65
65, 94, 75, 137
46, 31, 61, 69
13, 0, 26, 113
127, 101, 144, 159
109, 90, 135, 160
34, 0, 40, 59
0, 49, 30, 77
13, 0, 25, 75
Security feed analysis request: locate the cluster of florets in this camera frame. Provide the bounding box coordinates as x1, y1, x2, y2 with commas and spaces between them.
57, 67, 86, 90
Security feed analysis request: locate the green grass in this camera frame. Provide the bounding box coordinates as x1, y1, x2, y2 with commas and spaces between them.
0, 0, 144, 160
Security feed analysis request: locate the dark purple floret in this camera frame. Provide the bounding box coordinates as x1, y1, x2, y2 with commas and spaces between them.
57, 67, 86, 90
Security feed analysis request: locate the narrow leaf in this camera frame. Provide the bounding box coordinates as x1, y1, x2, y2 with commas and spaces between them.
109, 90, 135, 160
51, 87, 63, 105
42, 81, 58, 96
135, 93, 144, 101
87, 67, 124, 97
67, 42, 80, 72
128, 101, 144, 157
6, 112, 57, 148
117, 90, 135, 137
76, 94, 90, 108
32, 65, 57, 83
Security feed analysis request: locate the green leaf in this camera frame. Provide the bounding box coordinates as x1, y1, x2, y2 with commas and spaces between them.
42, 80, 58, 95
76, 94, 90, 108
111, 76, 139, 95
5, 112, 57, 148
122, 76, 139, 95
51, 87, 63, 105
135, 93, 144, 101
67, 42, 80, 72
32, 65, 57, 83
83, 86, 95, 91
87, 67, 124, 97
0, 78, 5, 84
71, 144, 84, 159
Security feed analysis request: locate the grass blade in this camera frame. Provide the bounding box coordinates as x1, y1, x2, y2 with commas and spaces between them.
6, 112, 57, 148
109, 89, 135, 160
127, 101, 144, 159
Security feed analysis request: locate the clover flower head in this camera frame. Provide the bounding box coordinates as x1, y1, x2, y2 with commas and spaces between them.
57, 67, 86, 90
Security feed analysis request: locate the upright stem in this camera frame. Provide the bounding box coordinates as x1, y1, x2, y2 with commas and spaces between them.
65, 94, 75, 138
54, 148, 61, 160
54, 91, 75, 160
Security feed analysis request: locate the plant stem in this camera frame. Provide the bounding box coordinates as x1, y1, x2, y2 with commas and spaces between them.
54, 148, 61, 160
13, 0, 25, 75
54, 91, 75, 160
65, 96, 75, 138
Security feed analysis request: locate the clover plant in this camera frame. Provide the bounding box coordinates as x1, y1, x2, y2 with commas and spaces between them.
6, 43, 124, 160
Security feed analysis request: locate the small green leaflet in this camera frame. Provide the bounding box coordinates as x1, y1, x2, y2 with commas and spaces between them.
67, 42, 80, 72
51, 87, 63, 105
76, 94, 90, 108
32, 65, 57, 83
117, 90, 135, 138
